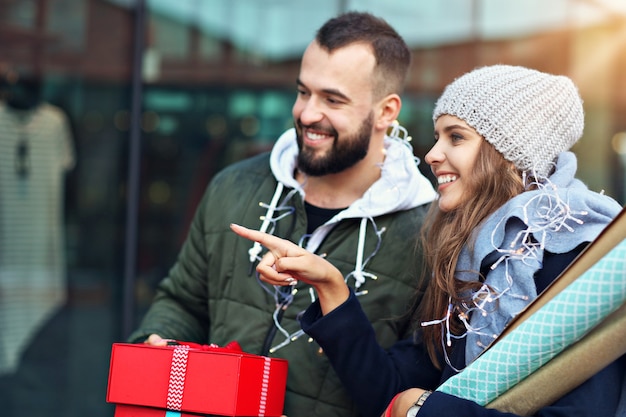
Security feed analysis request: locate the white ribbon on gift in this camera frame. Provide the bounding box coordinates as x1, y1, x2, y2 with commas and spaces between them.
166, 345, 191, 411
164, 343, 280, 417
259, 357, 272, 417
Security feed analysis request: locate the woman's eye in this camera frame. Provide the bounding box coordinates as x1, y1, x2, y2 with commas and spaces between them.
451, 133, 464, 143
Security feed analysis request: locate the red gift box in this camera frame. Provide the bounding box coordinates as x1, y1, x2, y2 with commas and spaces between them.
106, 341, 288, 417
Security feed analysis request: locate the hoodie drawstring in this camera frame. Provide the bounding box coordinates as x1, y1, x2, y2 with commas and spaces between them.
345, 217, 385, 291
248, 182, 284, 263
353, 218, 369, 289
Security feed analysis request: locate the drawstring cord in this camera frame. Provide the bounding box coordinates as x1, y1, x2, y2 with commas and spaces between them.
249, 182, 285, 262
266, 217, 386, 353
250, 184, 386, 354
345, 217, 386, 292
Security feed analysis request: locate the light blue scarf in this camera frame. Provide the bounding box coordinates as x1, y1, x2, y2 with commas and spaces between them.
455, 151, 622, 363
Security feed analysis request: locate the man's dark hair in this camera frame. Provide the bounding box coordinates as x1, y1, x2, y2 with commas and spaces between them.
315, 11, 411, 97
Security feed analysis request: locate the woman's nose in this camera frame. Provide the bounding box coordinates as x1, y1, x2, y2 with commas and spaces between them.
425, 142, 443, 166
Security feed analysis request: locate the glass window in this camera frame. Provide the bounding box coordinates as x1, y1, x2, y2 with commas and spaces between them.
0, 1, 624, 416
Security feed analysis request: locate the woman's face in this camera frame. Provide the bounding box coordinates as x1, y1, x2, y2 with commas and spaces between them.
425, 115, 484, 212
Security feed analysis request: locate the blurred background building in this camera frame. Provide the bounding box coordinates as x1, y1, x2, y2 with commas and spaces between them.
0, 0, 624, 415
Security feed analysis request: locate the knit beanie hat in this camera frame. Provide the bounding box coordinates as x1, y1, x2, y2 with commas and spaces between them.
432, 65, 584, 178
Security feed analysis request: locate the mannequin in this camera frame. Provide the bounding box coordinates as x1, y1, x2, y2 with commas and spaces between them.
0, 68, 75, 374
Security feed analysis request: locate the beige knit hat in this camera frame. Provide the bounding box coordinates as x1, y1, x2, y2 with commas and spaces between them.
432, 65, 584, 178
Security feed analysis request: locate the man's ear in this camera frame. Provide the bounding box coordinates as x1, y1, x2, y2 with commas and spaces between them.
374, 93, 402, 130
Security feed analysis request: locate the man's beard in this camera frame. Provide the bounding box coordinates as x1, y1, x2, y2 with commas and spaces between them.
296, 112, 373, 176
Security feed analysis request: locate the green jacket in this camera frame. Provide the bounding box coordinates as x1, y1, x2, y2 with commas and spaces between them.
129, 127, 436, 417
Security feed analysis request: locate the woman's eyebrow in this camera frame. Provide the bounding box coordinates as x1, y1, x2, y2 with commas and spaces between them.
440, 124, 474, 134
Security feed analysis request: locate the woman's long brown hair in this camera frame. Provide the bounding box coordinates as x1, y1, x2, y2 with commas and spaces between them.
413, 140, 525, 368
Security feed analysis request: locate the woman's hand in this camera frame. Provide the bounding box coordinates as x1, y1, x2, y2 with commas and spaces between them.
230, 224, 350, 314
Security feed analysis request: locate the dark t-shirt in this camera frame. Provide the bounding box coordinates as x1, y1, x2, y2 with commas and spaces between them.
305, 201, 344, 234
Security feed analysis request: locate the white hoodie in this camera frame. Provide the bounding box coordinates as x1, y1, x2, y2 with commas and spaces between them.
246, 123, 436, 352
251, 124, 436, 281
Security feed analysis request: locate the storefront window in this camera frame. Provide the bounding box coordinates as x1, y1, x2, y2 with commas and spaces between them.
0, 1, 624, 416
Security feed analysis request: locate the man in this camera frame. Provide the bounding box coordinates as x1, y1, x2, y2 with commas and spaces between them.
128, 11, 436, 417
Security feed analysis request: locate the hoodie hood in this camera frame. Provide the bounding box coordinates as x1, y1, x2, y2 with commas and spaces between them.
262, 125, 436, 285
269, 126, 436, 219
248, 124, 435, 352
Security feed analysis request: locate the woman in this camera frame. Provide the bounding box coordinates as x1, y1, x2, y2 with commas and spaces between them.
231, 65, 624, 417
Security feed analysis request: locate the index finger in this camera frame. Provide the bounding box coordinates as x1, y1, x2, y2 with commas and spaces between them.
230, 223, 293, 254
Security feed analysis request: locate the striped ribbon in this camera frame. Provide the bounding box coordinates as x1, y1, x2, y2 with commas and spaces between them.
258, 357, 272, 416
166, 345, 191, 411
163, 343, 278, 417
